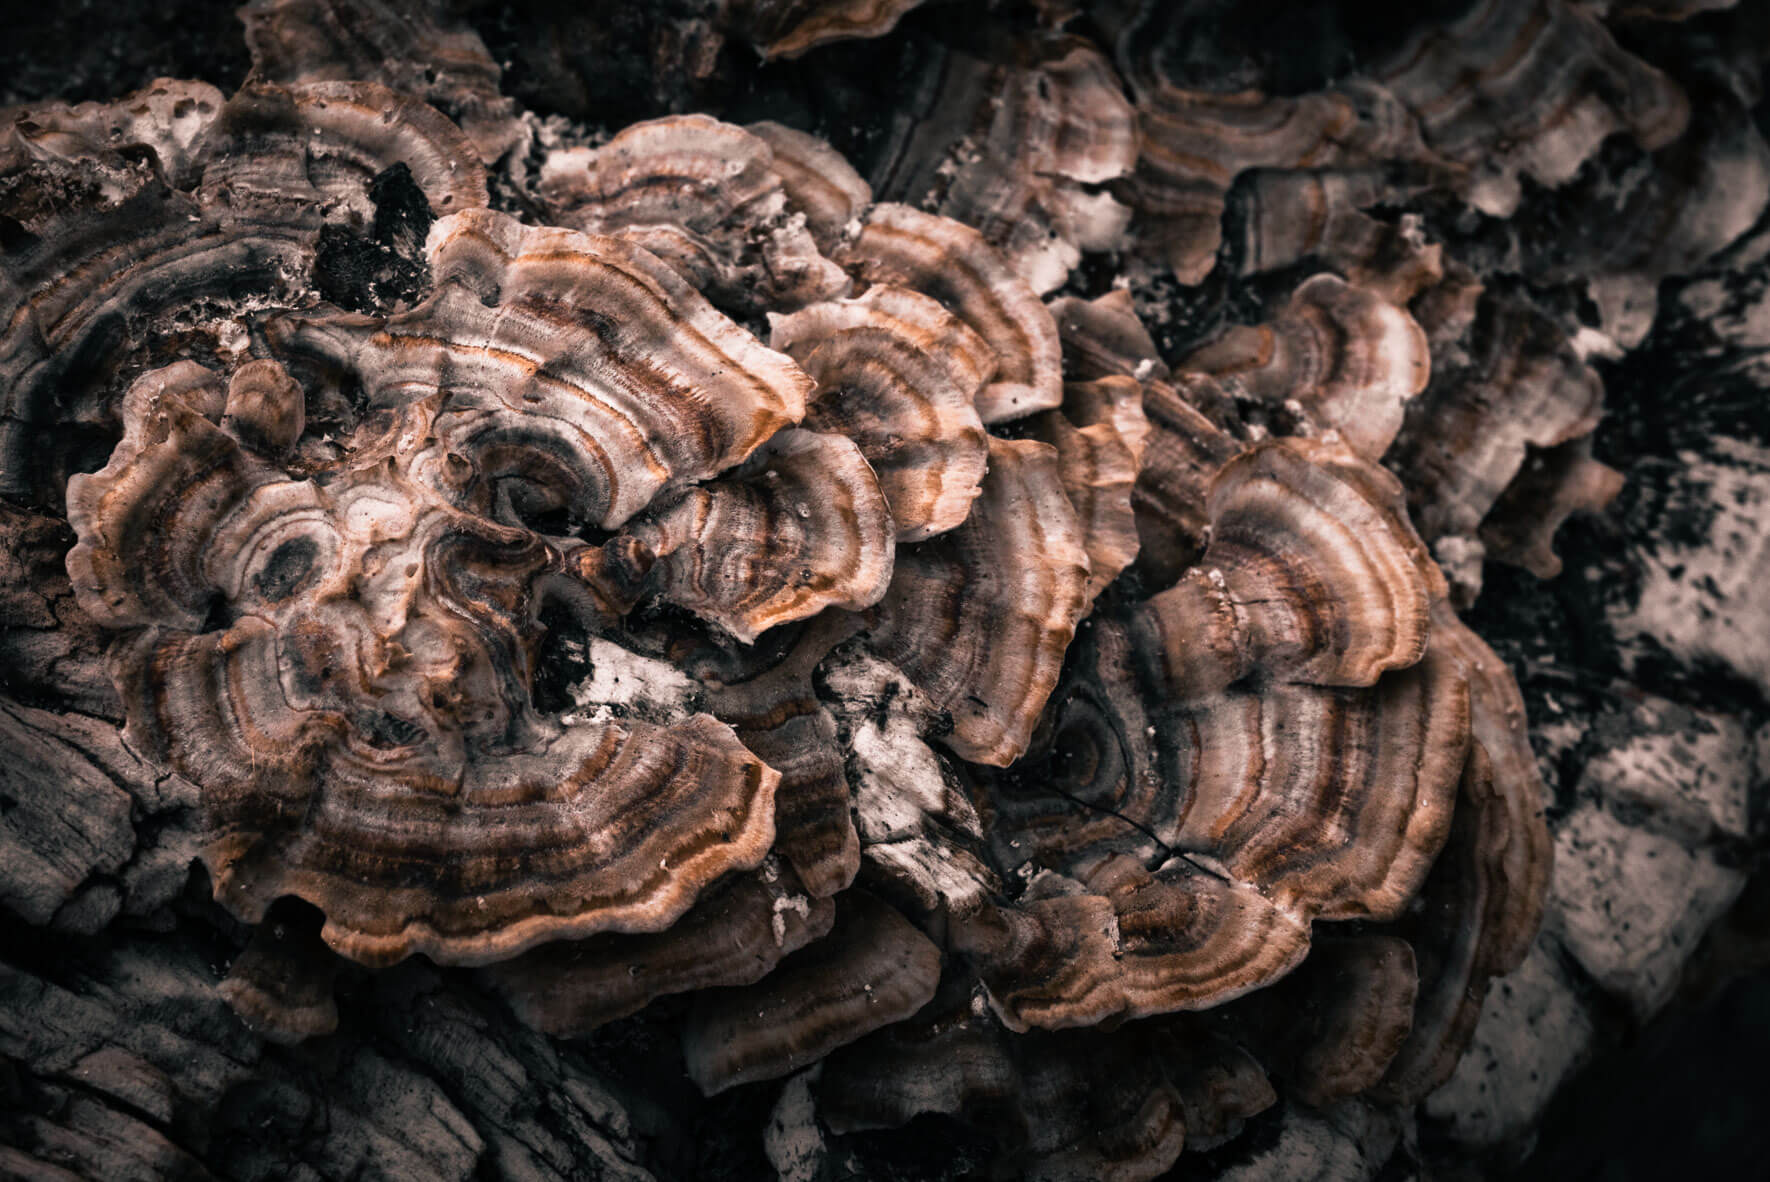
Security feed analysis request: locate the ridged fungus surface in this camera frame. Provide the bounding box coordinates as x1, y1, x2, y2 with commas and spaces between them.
13, 0, 1754, 1175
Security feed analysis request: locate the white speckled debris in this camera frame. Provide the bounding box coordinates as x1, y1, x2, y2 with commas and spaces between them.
819, 648, 1001, 918
564, 637, 702, 725
1581, 696, 1756, 845
764, 1067, 827, 1182
1547, 801, 1746, 1019
1213, 1101, 1399, 1182
1424, 936, 1596, 1147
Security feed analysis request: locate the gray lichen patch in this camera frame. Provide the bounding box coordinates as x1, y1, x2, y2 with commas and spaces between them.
1614, 438, 1770, 701
562, 636, 704, 726
820, 648, 977, 844
1579, 696, 1758, 846
1548, 801, 1746, 1019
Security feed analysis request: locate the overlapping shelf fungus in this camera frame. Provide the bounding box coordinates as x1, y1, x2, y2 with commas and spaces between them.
12, 0, 1764, 1177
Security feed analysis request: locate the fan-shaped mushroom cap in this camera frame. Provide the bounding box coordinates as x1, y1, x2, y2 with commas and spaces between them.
1045, 294, 1248, 589
976, 619, 1165, 871
66, 336, 791, 968
65, 363, 281, 632
1377, 607, 1552, 1102
974, 1024, 1190, 1182
1165, 1028, 1278, 1149
967, 695, 1461, 1044
537, 114, 849, 312
816, 982, 1254, 1180
1048, 288, 1170, 382
481, 866, 836, 1035
1228, 935, 1419, 1108
1444, 615, 1555, 913
1387, 292, 1608, 563
681, 892, 942, 1093
239, 0, 525, 165
1158, 647, 1468, 921
537, 111, 769, 245
0, 182, 312, 502
1522, 94, 1770, 348
116, 625, 781, 967
480, 620, 865, 1037
977, 616, 1466, 1008
971, 855, 1313, 1029
745, 120, 873, 250
726, 0, 928, 59
271, 207, 813, 529
1008, 42, 1139, 190
1371, 0, 1690, 217
199, 81, 488, 223
687, 616, 863, 899
966, 438, 1469, 1035
1131, 375, 1245, 587
866, 436, 1090, 766
838, 203, 1064, 422
1181, 275, 1431, 460
0, 111, 154, 234
216, 898, 340, 1045
814, 978, 1020, 1137
992, 557, 1461, 867
220, 358, 308, 457
1, 79, 224, 189
1025, 376, 1150, 602
1412, 258, 1487, 348
1107, 0, 1689, 283
769, 285, 991, 541
1480, 436, 1624, 578
627, 427, 895, 642
1132, 438, 1442, 697
873, 39, 1136, 293
1376, 746, 1507, 1103
1122, 79, 1433, 284
1046, 294, 1249, 588
1231, 169, 1447, 304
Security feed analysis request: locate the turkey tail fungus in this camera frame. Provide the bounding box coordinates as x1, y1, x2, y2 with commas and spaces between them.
7, 0, 1769, 1179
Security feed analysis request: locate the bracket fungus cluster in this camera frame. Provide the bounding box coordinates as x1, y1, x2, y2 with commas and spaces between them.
16, 0, 1764, 1177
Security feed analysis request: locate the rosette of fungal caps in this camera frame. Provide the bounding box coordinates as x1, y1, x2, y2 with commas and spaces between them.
0, 0, 1628, 1176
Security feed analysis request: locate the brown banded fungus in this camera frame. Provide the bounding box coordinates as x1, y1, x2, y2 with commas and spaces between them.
870, 37, 1138, 294
17, 26, 1576, 1179
199, 80, 489, 222
1386, 292, 1617, 578
67, 354, 785, 967
1085, 0, 1734, 589
961, 439, 1469, 1034
0, 67, 492, 505
1370, 0, 1690, 218
1104, 0, 1689, 282
723, 0, 932, 60
1229, 167, 1449, 304
768, 285, 991, 542
838, 202, 1065, 423
1116, 75, 1436, 285
1179, 275, 1430, 462
537, 113, 850, 314
239, 0, 525, 165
